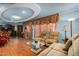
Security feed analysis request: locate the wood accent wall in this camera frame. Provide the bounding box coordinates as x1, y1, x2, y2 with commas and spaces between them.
23, 13, 59, 39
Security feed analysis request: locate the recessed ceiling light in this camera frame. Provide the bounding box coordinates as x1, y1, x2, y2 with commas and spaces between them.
22, 10, 26, 14
11, 15, 21, 19
68, 17, 76, 21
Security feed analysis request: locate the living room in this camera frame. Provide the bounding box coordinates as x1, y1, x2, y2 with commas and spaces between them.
0, 3, 79, 56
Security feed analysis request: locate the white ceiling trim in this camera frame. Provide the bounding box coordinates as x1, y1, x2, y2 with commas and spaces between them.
0, 3, 41, 23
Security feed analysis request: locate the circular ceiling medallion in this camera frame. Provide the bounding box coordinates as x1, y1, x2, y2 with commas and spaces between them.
1, 3, 41, 23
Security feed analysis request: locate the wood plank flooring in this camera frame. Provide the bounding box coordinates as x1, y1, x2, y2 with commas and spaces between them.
0, 38, 47, 56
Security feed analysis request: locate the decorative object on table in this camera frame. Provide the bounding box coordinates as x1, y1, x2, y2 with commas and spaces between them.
32, 39, 41, 53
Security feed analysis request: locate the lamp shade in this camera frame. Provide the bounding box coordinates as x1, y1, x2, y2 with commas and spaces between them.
62, 24, 69, 32
68, 17, 76, 21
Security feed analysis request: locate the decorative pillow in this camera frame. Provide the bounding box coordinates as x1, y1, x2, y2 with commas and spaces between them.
43, 36, 47, 39
71, 38, 79, 56
63, 39, 72, 51
46, 33, 50, 38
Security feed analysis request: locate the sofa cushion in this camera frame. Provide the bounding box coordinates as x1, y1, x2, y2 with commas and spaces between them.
49, 36, 53, 39
38, 48, 52, 56
47, 49, 67, 56
35, 38, 42, 41
49, 43, 57, 48
53, 44, 67, 54
49, 43, 67, 54
70, 38, 79, 56
68, 46, 74, 56
49, 43, 64, 48
63, 39, 72, 51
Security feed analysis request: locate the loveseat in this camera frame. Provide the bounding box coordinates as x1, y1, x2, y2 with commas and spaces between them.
38, 33, 79, 56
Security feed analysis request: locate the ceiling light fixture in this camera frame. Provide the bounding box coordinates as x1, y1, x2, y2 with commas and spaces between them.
11, 15, 21, 19
22, 10, 26, 14
68, 17, 76, 37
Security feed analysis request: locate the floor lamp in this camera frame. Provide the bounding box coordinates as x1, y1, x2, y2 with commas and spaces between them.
62, 25, 69, 43
68, 17, 76, 37
62, 25, 67, 40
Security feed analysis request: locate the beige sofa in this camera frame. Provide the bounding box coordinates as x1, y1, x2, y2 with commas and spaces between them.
45, 32, 59, 46
35, 32, 59, 46
38, 33, 79, 56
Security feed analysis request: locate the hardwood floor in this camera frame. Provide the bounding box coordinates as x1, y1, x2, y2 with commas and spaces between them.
0, 38, 47, 56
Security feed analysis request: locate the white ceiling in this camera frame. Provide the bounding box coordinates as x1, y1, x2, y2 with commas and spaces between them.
37, 3, 79, 21
0, 3, 41, 23
0, 3, 79, 25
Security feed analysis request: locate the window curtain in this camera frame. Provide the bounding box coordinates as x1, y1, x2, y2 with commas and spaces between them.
23, 13, 59, 38
35, 25, 41, 37
34, 23, 56, 38
48, 23, 56, 32
34, 13, 59, 38
41, 24, 47, 33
